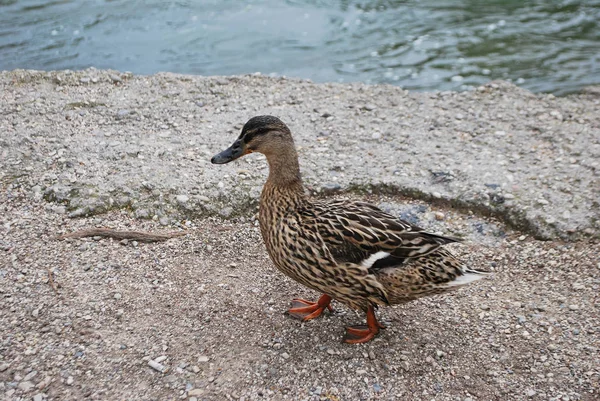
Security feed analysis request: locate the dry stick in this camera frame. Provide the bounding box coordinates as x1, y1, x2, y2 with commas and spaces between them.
54, 228, 187, 242
46, 268, 59, 294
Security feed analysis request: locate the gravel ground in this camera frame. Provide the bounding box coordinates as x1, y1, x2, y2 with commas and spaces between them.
1, 69, 599, 400
1, 191, 598, 401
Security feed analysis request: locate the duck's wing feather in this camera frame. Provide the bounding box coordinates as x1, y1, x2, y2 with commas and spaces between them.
304, 199, 460, 262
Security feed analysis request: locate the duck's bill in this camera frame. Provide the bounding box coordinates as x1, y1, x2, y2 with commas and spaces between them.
211, 140, 244, 164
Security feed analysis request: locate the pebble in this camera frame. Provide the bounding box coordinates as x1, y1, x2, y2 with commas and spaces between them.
371, 132, 382, 140
281, 352, 290, 359
198, 355, 209, 363
66, 376, 74, 386
434, 212, 445, 220
527, 389, 536, 397
362, 104, 377, 111
568, 304, 579, 311
148, 360, 167, 373
18, 381, 35, 392
0, 363, 9, 372
110, 74, 122, 83
176, 194, 189, 203
24, 371, 37, 381
33, 394, 44, 401
321, 183, 342, 192
188, 389, 204, 396
327, 348, 335, 355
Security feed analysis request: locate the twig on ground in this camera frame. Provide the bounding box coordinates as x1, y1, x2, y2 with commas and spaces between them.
54, 228, 187, 243
46, 268, 58, 294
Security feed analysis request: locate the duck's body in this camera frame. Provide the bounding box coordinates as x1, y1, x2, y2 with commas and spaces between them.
212, 115, 488, 343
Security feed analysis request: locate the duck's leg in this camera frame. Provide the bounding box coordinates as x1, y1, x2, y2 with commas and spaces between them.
343, 305, 382, 344
287, 294, 333, 321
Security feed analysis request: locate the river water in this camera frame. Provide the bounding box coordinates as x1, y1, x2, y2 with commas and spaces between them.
1, 0, 599, 94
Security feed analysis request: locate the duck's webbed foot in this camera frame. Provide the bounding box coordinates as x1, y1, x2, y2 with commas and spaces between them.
343, 305, 383, 344
287, 294, 333, 321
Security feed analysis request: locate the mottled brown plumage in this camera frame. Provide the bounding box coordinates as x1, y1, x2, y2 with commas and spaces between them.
212, 115, 488, 343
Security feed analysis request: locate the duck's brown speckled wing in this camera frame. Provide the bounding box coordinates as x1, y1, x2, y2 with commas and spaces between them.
304, 199, 459, 263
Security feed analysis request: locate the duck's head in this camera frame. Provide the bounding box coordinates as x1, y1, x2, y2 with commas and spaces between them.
211, 115, 293, 164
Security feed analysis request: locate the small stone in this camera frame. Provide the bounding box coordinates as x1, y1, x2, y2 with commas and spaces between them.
176, 194, 189, 204
188, 389, 204, 396
79, 77, 90, 84
432, 192, 442, 199
110, 74, 122, 83
24, 371, 37, 381
154, 355, 167, 363
281, 352, 290, 359
434, 212, 445, 221
455, 113, 464, 120
18, 381, 35, 392
527, 389, 536, 397
0, 363, 9, 372
322, 183, 342, 192
362, 104, 377, 111
116, 109, 130, 118
33, 393, 44, 401
568, 304, 579, 311
113, 293, 122, 300
326, 349, 335, 355
66, 376, 74, 386
371, 132, 382, 140
198, 355, 209, 363
518, 235, 527, 241
148, 360, 167, 373
373, 383, 382, 392
191, 365, 200, 373
480, 304, 490, 311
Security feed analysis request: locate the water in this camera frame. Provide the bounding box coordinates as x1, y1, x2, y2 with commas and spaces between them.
1, 0, 599, 95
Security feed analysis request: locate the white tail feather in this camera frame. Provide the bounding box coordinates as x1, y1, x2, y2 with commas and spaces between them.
361, 251, 391, 269
445, 272, 488, 287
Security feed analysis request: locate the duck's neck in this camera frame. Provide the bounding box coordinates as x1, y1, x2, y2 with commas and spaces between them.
263, 146, 304, 198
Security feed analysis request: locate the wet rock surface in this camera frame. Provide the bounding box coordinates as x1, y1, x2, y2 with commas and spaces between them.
1, 69, 599, 239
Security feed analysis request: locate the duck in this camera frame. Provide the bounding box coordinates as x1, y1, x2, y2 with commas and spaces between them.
211, 115, 488, 343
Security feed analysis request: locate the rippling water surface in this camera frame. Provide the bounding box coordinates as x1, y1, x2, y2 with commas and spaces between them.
1, 0, 599, 94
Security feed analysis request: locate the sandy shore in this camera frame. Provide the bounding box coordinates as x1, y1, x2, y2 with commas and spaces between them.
0, 69, 598, 400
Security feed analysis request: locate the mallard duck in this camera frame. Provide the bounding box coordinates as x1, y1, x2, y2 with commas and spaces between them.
211, 115, 488, 343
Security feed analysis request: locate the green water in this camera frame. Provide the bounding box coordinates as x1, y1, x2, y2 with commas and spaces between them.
1, 0, 599, 94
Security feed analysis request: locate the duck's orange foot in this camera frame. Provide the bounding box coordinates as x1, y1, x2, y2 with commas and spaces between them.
287, 294, 333, 321
344, 325, 379, 344
342, 305, 383, 344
